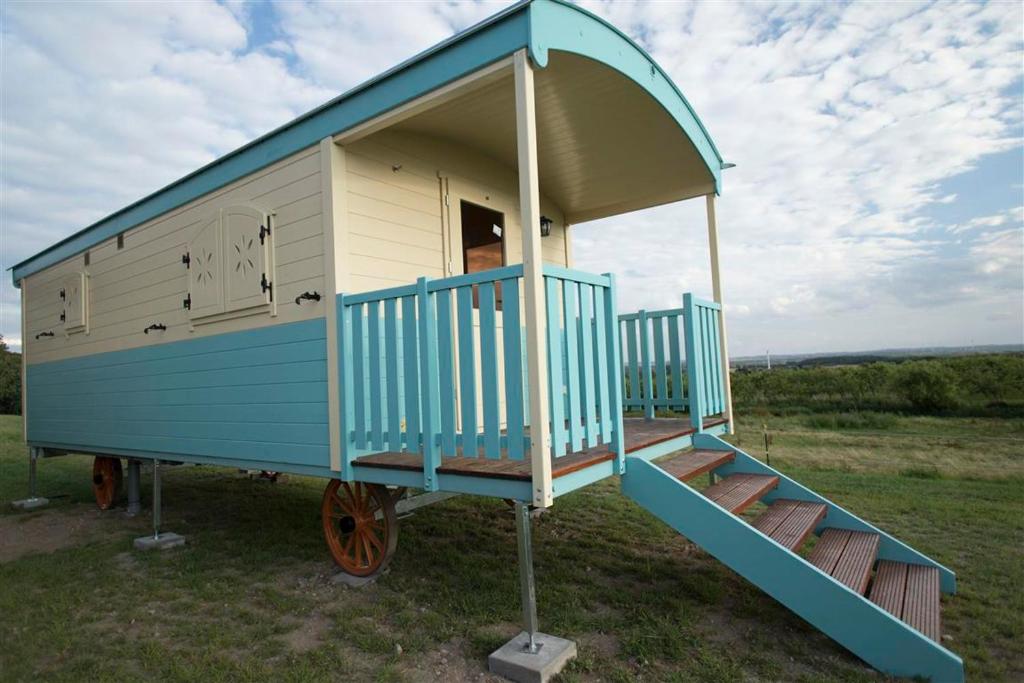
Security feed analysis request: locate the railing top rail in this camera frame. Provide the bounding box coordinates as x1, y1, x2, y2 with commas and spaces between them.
542, 264, 612, 288
646, 307, 686, 319
427, 264, 525, 291
689, 296, 722, 311
617, 306, 686, 323
342, 283, 419, 305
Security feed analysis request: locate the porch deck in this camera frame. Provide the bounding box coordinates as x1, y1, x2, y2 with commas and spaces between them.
353, 417, 728, 482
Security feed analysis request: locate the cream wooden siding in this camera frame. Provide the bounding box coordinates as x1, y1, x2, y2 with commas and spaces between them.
341, 130, 568, 295
23, 146, 325, 365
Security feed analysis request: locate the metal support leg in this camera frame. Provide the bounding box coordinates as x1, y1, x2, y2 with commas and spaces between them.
11, 447, 49, 511
152, 460, 161, 540
515, 501, 540, 654
487, 499, 577, 681
126, 459, 141, 516
133, 459, 184, 551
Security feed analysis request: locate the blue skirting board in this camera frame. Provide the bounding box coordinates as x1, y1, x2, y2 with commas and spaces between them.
26, 319, 331, 473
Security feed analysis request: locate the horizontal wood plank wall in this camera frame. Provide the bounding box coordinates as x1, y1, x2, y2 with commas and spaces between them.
343, 129, 568, 296
26, 319, 330, 468
23, 146, 326, 366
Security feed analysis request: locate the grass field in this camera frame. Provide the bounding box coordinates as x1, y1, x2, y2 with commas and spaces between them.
1, 413, 1021, 682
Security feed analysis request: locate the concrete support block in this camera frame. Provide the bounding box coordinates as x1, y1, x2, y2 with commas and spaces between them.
11, 497, 49, 511
133, 532, 186, 551
488, 631, 577, 683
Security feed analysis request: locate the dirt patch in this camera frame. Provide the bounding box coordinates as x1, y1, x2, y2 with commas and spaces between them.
279, 612, 332, 653
402, 638, 504, 683
0, 505, 141, 562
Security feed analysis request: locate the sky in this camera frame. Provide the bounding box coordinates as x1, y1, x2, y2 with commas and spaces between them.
1, 0, 1022, 357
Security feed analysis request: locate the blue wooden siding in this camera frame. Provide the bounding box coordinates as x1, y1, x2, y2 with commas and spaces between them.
26, 319, 330, 468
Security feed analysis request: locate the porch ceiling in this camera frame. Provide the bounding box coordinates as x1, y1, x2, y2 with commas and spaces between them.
393, 51, 715, 224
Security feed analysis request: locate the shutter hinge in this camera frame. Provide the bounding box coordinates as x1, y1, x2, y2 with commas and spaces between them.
259, 223, 271, 245
182, 252, 190, 268
261, 273, 273, 301
183, 294, 191, 310
59, 288, 66, 300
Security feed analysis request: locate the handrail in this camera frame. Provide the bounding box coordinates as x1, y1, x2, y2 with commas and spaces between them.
618, 297, 727, 429
338, 264, 627, 496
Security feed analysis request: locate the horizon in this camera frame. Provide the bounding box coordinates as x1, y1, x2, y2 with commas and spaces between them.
1, 0, 1022, 355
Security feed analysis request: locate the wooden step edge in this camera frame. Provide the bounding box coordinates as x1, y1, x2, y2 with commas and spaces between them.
869, 559, 908, 617
808, 528, 852, 575
831, 531, 880, 595
711, 474, 779, 515
902, 564, 943, 642
769, 502, 828, 551
658, 449, 736, 482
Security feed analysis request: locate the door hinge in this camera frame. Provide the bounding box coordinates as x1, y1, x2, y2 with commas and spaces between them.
59, 311, 66, 323
259, 223, 271, 245
182, 294, 191, 310
261, 273, 273, 300
59, 288, 66, 300
182, 252, 190, 268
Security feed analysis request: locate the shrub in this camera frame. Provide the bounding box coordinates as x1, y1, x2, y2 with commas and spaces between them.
895, 361, 959, 412
0, 336, 20, 415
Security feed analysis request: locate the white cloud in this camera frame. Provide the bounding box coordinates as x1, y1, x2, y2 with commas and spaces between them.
1, 0, 1022, 354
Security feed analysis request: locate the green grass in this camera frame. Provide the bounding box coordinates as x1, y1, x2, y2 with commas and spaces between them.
1, 413, 1022, 681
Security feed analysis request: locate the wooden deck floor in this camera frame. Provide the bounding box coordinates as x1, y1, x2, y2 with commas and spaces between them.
353, 417, 727, 481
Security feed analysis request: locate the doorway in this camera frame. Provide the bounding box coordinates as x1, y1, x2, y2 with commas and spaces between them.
459, 199, 505, 308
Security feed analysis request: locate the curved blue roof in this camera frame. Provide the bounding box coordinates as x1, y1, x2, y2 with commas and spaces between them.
12, 0, 723, 284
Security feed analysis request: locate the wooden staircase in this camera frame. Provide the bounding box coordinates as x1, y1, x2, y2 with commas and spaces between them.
638, 447, 958, 679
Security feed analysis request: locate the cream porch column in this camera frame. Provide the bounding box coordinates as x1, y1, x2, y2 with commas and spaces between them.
514, 49, 553, 507
706, 193, 734, 432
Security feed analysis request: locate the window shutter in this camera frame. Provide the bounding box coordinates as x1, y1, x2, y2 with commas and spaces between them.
223, 205, 270, 312
62, 272, 87, 332
188, 214, 224, 319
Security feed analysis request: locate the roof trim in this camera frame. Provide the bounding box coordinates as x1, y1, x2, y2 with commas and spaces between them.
12, 0, 724, 285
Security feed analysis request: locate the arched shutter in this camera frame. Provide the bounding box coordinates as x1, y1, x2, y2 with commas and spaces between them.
188, 214, 224, 319
62, 272, 87, 332
223, 205, 270, 312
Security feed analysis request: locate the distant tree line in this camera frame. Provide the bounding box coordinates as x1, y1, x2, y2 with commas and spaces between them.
0, 336, 21, 415
731, 353, 1024, 416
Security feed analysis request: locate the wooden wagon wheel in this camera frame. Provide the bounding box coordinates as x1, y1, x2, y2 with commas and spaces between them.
92, 456, 123, 510
321, 480, 398, 576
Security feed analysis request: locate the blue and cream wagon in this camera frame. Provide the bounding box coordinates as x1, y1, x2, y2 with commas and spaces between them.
12, 1, 963, 680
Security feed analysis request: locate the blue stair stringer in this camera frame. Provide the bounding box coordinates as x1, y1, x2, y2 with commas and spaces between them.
620, 434, 964, 682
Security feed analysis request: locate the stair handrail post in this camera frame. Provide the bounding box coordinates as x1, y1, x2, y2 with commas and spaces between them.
416, 277, 441, 492
603, 273, 627, 475
637, 308, 655, 420
682, 293, 705, 432
336, 293, 356, 481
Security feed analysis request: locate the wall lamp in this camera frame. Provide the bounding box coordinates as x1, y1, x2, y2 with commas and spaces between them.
539, 215, 553, 237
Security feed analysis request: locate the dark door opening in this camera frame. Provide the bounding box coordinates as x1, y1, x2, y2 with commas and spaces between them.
460, 200, 504, 308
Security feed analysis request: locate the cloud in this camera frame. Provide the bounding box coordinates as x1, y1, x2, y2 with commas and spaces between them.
1, 0, 1022, 355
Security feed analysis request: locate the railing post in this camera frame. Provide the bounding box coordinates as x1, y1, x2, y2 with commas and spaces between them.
604, 274, 627, 475
337, 293, 356, 482
417, 277, 441, 492
682, 293, 705, 432
515, 49, 552, 508
637, 309, 654, 420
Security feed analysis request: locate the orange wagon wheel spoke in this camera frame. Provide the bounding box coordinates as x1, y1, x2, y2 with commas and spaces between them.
321, 480, 398, 577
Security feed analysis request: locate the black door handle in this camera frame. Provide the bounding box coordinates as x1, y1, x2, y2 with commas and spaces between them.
295, 291, 322, 305
144, 324, 167, 334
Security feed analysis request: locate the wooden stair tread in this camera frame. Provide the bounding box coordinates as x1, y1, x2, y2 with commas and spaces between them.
869, 560, 942, 642
703, 473, 778, 514
752, 499, 827, 550
658, 449, 735, 482
809, 528, 880, 594
833, 532, 880, 594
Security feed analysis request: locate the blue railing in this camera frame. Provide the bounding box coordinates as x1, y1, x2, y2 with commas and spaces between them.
337, 264, 625, 490
618, 294, 726, 429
